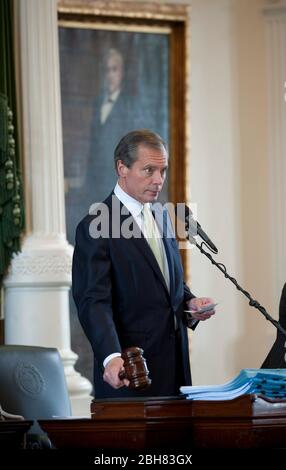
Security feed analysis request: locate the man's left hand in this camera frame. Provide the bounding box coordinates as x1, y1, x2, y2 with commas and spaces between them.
186, 297, 216, 321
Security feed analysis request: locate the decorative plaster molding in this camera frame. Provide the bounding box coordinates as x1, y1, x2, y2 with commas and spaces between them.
4, 248, 73, 286
9, 253, 72, 276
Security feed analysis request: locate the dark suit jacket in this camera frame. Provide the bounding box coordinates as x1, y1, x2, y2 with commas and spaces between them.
72, 193, 196, 398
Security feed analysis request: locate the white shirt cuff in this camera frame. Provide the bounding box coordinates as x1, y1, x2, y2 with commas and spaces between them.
103, 352, 121, 368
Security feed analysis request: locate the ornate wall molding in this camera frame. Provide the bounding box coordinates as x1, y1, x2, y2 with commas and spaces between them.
7, 252, 72, 278
58, 0, 188, 20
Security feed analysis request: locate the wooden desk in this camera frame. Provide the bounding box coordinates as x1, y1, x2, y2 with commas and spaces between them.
191, 394, 286, 448
39, 395, 286, 449
0, 420, 33, 449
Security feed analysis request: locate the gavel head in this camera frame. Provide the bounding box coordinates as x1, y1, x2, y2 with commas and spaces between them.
119, 346, 152, 390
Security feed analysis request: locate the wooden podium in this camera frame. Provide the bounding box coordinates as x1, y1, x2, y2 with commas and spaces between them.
38, 394, 286, 449
0, 420, 33, 449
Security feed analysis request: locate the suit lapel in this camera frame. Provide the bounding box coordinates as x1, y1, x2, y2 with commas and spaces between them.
106, 193, 171, 296
153, 205, 186, 326
152, 204, 176, 300
108, 195, 169, 295
131, 234, 170, 295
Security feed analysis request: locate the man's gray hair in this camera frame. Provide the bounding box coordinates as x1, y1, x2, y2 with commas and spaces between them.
114, 129, 168, 172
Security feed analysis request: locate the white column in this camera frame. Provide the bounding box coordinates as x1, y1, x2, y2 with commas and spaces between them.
4, 0, 92, 415
263, 0, 286, 309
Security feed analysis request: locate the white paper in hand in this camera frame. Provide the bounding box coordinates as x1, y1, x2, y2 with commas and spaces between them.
184, 303, 218, 315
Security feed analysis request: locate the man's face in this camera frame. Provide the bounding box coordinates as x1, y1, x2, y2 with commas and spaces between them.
106, 55, 123, 95
118, 144, 168, 204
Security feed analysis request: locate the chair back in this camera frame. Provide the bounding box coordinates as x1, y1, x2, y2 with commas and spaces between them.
0, 345, 71, 434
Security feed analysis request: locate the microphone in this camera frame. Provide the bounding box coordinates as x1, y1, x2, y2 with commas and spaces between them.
175, 204, 218, 254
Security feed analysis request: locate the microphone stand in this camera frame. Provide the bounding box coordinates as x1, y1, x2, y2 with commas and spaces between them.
185, 232, 286, 339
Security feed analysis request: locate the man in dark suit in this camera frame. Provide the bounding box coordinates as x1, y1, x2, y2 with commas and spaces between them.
72, 129, 216, 398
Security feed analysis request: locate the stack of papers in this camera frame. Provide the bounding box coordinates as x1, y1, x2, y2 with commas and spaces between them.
180, 369, 286, 401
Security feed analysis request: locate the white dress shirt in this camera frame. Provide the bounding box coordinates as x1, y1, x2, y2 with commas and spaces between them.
100, 89, 121, 125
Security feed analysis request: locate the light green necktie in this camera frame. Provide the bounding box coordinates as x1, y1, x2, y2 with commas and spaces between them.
142, 204, 166, 282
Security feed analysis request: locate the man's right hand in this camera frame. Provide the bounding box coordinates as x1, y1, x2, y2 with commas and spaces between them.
103, 357, 130, 389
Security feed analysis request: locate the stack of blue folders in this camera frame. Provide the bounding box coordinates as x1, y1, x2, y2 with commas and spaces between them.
180, 369, 286, 400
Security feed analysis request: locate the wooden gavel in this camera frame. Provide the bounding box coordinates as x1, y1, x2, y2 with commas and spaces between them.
118, 346, 151, 390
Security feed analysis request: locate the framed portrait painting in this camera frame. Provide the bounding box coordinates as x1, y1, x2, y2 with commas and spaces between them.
58, 0, 190, 384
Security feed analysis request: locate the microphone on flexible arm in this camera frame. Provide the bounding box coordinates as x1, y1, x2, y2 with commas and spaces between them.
175, 204, 286, 339
175, 203, 218, 254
